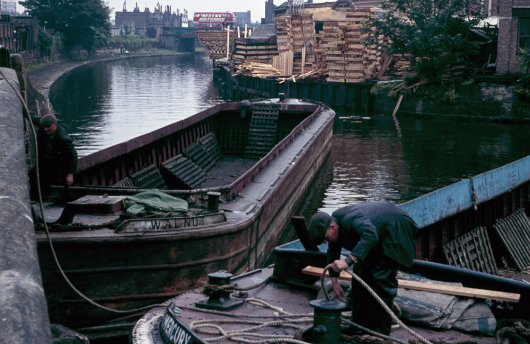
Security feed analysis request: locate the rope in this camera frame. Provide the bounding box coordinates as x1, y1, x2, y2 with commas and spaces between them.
322, 264, 433, 344
0, 68, 162, 315
181, 305, 312, 319
189, 297, 313, 344
204, 276, 271, 294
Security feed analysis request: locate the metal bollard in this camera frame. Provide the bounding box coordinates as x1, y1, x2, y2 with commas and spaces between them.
207, 191, 221, 212
195, 271, 243, 311
309, 298, 347, 344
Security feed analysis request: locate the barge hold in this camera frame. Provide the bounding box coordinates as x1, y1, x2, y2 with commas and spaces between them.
132, 156, 530, 344
33, 97, 335, 339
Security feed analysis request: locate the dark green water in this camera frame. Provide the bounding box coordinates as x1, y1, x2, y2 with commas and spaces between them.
49, 54, 530, 208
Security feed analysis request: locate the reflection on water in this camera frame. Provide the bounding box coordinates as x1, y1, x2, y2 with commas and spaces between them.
49, 54, 224, 157
49, 55, 530, 210
321, 115, 530, 211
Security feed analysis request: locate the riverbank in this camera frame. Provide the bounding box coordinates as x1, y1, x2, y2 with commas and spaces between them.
27, 49, 185, 97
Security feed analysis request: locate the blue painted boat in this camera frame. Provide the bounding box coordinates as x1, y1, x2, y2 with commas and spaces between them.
131, 156, 530, 344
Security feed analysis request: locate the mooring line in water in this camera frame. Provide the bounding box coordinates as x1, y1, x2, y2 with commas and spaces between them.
321, 264, 433, 344
0, 68, 164, 315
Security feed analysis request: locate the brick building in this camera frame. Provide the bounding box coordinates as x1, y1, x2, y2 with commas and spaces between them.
115, 3, 183, 35
496, 0, 529, 74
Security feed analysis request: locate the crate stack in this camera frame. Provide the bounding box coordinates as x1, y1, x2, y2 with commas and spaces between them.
275, 15, 317, 75
197, 29, 235, 60
316, 7, 384, 82
232, 37, 278, 65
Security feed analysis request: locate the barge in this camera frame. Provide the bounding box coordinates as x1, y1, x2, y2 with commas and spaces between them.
132, 156, 530, 344
33, 97, 335, 338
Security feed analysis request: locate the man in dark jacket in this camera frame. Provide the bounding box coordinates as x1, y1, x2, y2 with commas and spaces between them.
32, 113, 78, 196
308, 201, 418, 335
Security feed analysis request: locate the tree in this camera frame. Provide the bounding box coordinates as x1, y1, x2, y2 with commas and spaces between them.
369, 0, 486, 98
20, 0, 111, 54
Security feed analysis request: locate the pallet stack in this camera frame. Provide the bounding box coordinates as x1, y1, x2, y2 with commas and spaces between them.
315, 7, 384, 82
232, 37, 278, 65
197, 29, 235, 60
275, 14, 317, 75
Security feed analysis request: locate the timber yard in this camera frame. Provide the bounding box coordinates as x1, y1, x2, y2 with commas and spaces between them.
1, 1, 530, 344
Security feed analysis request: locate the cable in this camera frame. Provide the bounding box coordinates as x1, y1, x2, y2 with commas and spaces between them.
0, 67, 162, 315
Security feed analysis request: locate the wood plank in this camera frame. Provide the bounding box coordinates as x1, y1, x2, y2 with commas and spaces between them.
301, 266, 521, 303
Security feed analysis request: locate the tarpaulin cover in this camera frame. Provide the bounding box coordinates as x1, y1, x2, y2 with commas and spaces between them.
125, 190, 188, 216
395, 272, 497, 335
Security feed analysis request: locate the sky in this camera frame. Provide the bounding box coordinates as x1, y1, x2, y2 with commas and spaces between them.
16, 1, 331, 24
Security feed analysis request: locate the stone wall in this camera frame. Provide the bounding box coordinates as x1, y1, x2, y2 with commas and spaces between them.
374, 82, 530, 120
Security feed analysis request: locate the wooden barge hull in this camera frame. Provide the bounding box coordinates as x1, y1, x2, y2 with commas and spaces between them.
34, 99, 335, 335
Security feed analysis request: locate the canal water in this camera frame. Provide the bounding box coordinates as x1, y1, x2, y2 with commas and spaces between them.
49, 53, 530, 210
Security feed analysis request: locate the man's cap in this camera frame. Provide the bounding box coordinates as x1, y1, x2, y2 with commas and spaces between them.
40, 114, 57, 127
308, 212, 332, 245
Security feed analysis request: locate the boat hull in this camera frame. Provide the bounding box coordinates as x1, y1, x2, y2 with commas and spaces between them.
35, 99, 335, 337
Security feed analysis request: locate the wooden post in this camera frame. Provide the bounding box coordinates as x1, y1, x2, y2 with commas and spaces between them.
301, 46, 306, 74
225, 27, 230, 60
237, 26, 241, 38
244, 24, 248, 38
392, 94, 403, 137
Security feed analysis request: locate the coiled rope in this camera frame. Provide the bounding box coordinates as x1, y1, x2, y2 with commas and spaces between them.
0, 68, 162, 315
189, 296, 313, 343
322, 264, 433, 344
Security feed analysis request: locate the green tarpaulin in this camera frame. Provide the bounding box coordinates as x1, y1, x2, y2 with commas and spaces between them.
125, 190, 188, 216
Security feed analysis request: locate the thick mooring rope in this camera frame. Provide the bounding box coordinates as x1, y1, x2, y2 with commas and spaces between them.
189, 297, 313, 344
322, 264, 433, 344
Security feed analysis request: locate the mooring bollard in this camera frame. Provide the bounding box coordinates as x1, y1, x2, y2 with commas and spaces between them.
309, 298, 347, 344
207, 191, 221, 212
195, 270, 243, 311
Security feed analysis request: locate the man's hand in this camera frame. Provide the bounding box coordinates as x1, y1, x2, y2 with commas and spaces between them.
331, 259, 348, 273
65, 173, 74, 186
331, 277, 345, 300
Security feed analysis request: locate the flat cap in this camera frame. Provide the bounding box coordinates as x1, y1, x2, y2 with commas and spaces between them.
40, 114, 57, 127
308, 212, 332, 245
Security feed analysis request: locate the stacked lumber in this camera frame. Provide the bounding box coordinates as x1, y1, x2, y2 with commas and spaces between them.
233, 62, 281, 78
315, 7, 384, 83
233, 37, 278, 65
278, 68, 328, 83
272, 51, 294, 76
275, 14, 318, 75
384, 53, 415, 79
197, 29, 235, 60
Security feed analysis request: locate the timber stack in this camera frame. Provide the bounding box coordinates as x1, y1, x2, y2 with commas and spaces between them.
234, 5, 413, 83
233, 36, 278, 65
197, 29, 235, 60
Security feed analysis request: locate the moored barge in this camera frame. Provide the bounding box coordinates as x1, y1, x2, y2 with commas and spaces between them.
34, 97, 335, 339
132, 156, 530, 344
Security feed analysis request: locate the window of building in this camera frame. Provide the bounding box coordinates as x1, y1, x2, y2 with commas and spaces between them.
519, 17, 530, 51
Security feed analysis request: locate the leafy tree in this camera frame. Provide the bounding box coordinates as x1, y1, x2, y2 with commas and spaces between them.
369, 0, 486, 99
20, 0, 111, 54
